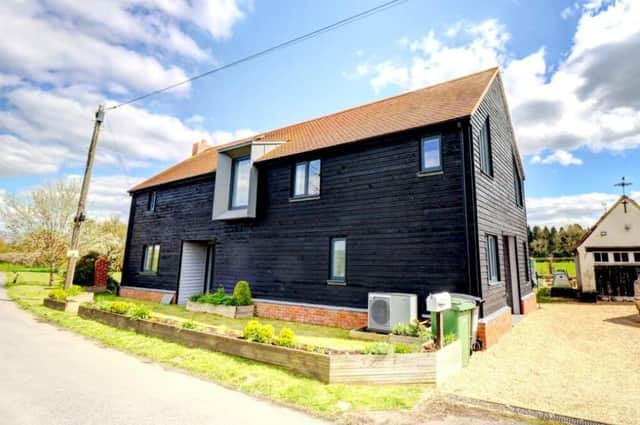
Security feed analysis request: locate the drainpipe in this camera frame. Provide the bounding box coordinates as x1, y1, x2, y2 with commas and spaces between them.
459, 122, 473, 295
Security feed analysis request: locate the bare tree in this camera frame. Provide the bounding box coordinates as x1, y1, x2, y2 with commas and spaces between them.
1, 179, 79, 286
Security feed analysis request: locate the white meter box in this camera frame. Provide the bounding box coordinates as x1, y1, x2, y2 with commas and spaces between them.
426, 292, 451, 312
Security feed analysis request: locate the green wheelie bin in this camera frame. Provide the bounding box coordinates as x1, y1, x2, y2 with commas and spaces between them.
431, 297, 475, 365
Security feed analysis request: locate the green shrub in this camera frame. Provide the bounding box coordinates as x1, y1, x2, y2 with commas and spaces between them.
109, 301, 134, 315
444, 333, 457, 346
67, 285, 84, 297
274, 327, 296, 348
182, 320, 197, 329
127, 305, 151, 320
364, 342, 394, 355
48, 285, 84, 301
48, 288, 68, 301
242, 320, 274, 344
232, 280, 252, 306
192, 287, 239, 306
536, 287, 550, 302
391, 320, 431, 339
73, 251, 101, 286
94, 300, 112, 311
394, 343, 420, 353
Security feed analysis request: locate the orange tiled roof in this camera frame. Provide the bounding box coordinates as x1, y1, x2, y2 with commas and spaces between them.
130, 67, 499, 192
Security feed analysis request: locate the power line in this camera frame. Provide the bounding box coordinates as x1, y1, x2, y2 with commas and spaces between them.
107, 0, 408, 110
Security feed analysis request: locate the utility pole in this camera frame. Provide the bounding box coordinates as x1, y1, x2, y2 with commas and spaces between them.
64, 105, 105, 289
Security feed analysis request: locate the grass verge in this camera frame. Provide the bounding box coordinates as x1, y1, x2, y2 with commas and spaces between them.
6, 284, 428, 415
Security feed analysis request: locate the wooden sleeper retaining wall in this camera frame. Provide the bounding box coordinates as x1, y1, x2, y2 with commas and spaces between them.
78, 305, 461, 385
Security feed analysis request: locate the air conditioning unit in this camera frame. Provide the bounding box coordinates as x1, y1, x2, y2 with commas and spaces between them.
368, 292, 417, 333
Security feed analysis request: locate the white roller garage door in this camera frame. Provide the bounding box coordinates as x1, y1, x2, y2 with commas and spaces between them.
177, 242, 207, 304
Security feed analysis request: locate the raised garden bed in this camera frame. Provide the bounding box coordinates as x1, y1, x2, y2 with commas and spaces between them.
43, 292, 94, 314
78, 305, 461, 385
186, 300, 254, 319
349, 325, 432, 345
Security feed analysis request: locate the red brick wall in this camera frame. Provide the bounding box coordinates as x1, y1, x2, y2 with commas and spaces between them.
94, 257, 108, 287
119, 287, 175, 303
520, 294, 537, 315
255, 301, 367, 329
477, 307, 512, 350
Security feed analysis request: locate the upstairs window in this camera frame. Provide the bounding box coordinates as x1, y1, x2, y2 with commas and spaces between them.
635, 252, 640, 262
479, 117, 493, 176
230, 156, 251, 209
594, 252, 609, 263
421, 135, 442, 173
487, 234, 500, 283
329, 237, 347, 283
514, 159, 523, 207
293, 159, 321, 198
147, 191, 157, 212
142, 244, 160, 273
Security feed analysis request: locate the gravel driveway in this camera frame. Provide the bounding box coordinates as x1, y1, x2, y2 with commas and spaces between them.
441, 303, 640, 425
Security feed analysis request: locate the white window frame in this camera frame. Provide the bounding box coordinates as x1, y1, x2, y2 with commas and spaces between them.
479, 117, 493, 176
329, 237, 347, 284
229, 155, 251, 209
487, 234, 500, 284
420, 135, 442, 173
292, 159, 321, 198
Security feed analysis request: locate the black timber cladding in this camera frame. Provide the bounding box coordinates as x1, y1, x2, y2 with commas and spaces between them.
123, 121, 472, 314
469, 75, 530, 316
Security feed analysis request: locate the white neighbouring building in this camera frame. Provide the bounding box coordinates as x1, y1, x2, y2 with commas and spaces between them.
576, 195, 640, 300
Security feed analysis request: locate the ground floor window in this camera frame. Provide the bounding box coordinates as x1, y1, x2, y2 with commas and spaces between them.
613, 252, 629, 263
594, 252, 609, 263
487, 234, 500, 283
330, 237, 346, 283
142, 244, 160, 273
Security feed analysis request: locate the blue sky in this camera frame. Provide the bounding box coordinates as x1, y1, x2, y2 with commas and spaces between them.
1, 0, 639, 228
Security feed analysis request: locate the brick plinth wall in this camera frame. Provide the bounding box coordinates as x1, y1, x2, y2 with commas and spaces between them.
477, 307, 512, 350
94, 257, 108, 287
520, 293, 537, 315
119, 287, 175, 303
255, 300, 367, 329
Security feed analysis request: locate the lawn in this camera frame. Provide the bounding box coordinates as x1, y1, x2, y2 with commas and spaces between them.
533, 259, 576, 277
441, 303, 640, 425
5, 283, 428, 415
98, 292, 369, 351
0, 262, 50, 273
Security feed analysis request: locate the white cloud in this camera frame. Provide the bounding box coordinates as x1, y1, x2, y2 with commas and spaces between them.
0, 0, 253, 178
370, 62, 408, 93
526, 191, 640, 227
530, 150, 583, 166
347, 0, 640, 159
67, 174, 142, 221
0, 82, 254, 176
0, 73, 21, 88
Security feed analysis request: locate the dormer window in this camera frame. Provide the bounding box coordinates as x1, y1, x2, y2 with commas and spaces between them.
230, 156, 251, 209
293, 159, 321, 198
212, 140, 284, 220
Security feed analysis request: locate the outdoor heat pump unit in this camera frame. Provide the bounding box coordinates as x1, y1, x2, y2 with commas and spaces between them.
367, 292, 417, 333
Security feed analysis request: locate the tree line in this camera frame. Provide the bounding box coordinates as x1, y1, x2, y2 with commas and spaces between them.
527, 224, 587, 258
0, 178, 127, 286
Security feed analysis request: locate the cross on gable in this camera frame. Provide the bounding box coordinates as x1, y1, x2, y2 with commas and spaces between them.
614, 176, 632, 196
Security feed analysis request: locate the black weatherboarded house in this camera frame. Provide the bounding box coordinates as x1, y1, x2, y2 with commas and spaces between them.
122, 68, 534, 347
